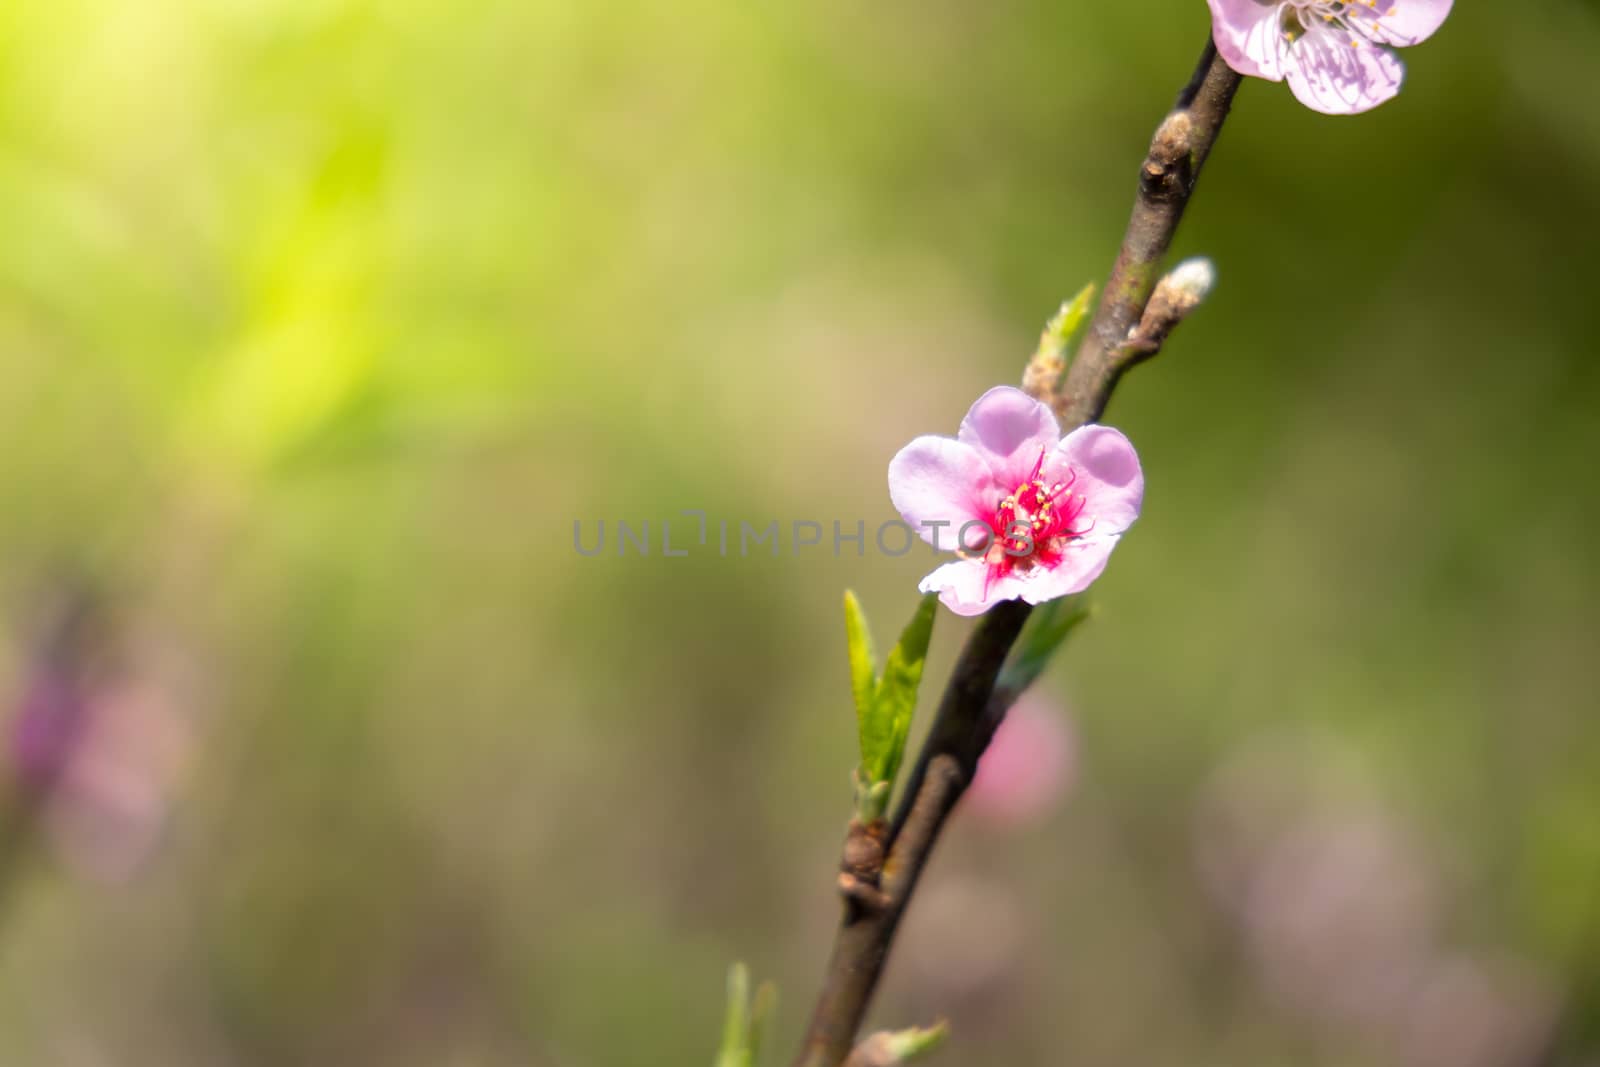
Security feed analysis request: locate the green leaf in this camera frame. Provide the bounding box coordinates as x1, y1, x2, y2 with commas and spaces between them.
747, 981, 778, 1066
716, 963, 777, 1067
853, 1020, 951, 1064
853, 770, 893, 823
717, 963, 751, 1067
868, 594, 938, 787
880, 1019, 950, 1062
1035, 282, 1097, 368
845, 593, 937, 821
843, 590, 878, 738
995, 595, 1092, 701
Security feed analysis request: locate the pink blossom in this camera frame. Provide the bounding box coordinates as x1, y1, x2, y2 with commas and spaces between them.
10, 667, 89, 789
44, 679, 192, 883
1207, 0, 1453, 114
967, 694, 1076, 826
887, 386, 1143, 616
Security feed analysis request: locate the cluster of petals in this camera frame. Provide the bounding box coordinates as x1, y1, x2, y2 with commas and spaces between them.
887, 386, 1143, 617
1207, 0, 1452, 114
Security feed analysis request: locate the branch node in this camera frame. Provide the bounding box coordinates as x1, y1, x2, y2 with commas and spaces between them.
837, 818, 891, 910
1118, 256, 1217, 368
1150, 109, 1193, 163
1141, 111, 1194, 200
837, 873, 892, 912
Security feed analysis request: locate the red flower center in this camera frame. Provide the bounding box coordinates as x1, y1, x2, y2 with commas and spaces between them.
972, 449, 1094, 589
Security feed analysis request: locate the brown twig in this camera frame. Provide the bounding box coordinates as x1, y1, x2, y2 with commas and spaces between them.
793, 601, 1028, 1067
789, 38, 1241, 1067
1048, 40, 1239, 426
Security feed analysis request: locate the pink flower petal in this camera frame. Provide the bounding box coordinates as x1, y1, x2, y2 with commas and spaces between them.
1210, 0, 1448, 113
1050, 425, 1144, 537
968, 694, 1076, 826
957, 386, 1061, 489
1360, 0, 1453, 46
1209, 0, 1289, 81
1019, 539, 1119, 603
1284, 29, 1405, 115
918, 559, 1025, 617
888, 436, 992, 546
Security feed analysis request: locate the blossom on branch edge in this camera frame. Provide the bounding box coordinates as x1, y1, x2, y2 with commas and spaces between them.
1207, 0, 1452, 114
968, 692, 1076, 826
886, 386, 1143, 617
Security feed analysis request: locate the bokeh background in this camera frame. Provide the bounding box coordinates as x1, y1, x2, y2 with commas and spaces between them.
0, 1, 1597, 1064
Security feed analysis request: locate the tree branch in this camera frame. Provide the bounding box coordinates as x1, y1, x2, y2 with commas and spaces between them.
790, 39, 1242, 1067
1051, 40, 1239, 426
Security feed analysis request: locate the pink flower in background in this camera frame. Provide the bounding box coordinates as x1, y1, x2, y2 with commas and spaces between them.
1207, 0, 1453, 114
10, 666, 89, 789
8, 610, 194, 883
44, 677, 192, 882
887, 386, 1143, 616
967, 694, 1076, 826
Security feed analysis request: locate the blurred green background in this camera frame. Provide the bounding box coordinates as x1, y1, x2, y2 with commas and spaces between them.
0, 1, 1597, 1064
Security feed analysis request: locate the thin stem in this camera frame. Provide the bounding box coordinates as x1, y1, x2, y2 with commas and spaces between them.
793, 601, 1029, 1067
1055, 40, 1240, 426
790, 38, 1242, 1067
